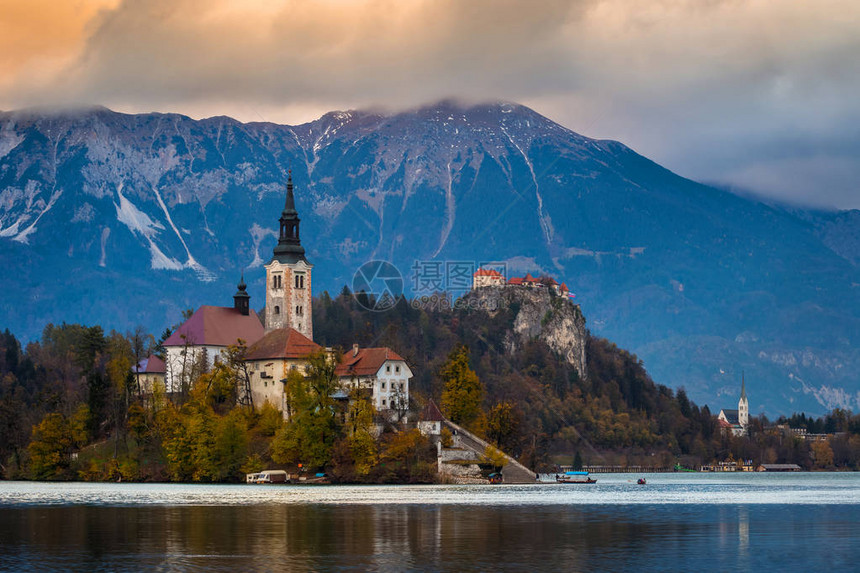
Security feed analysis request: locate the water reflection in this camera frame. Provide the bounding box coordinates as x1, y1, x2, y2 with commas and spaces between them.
1, 499, 858, 571
738, 506, 749, 559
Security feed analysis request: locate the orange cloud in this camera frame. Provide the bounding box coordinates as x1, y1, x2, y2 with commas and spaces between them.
0, 0, 117, 73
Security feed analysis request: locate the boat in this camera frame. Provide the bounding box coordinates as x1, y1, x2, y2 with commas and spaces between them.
247, 469, 289, 484
555, 471, 597, 484
637, 478, 647, 485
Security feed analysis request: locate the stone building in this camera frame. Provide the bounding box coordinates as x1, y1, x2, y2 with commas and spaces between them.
472, 268, 505, 289
264, 172, 313, 339
244, 327, 322, 413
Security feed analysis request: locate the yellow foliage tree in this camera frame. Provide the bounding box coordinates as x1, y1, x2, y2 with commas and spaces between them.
28, 413, 73, 480
440, 344, 484, 430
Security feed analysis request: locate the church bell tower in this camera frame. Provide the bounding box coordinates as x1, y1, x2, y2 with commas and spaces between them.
264, 171, 313, 338
738, 372, 749, 428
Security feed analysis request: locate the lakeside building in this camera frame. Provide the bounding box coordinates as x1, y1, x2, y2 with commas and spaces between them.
161, 293, 265, 394
718, 375, 750, 436
244, 327, 322, 412
336, 344, 412, 414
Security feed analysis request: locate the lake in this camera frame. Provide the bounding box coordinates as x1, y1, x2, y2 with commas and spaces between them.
1, 473, 858, 571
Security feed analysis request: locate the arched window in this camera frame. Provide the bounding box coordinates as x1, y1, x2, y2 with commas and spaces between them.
274, 305, 280, 315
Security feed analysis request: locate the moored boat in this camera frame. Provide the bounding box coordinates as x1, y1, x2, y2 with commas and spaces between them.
555, 471, 597, 484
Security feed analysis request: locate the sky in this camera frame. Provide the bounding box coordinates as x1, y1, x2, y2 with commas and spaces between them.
1, 0, 858, 209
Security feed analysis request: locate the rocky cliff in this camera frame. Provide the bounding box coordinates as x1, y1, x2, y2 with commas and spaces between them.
464, 286, 587, 380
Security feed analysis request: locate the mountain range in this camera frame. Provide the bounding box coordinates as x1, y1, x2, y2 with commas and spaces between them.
1, 101, 858, 416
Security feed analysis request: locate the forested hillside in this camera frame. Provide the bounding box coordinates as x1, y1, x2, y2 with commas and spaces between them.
2, 290, 859, 481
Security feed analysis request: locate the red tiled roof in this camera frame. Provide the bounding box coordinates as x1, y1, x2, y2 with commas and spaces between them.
421, 399, 444, 422
336, 347, 406, 377
135, 355, 165, 374
163, 305, 265, 348
509, 273, 541, 285
560, 282, 568, 290
473, 268, 503, 277
245, 328, 322, 360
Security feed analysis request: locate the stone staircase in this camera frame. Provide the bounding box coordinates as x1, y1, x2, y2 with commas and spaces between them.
442, 419, 536, 484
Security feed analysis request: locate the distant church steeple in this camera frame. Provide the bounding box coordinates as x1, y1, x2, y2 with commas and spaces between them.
738, 371, 749, 428
264, 170, 313, 338
233, 273, 250, 316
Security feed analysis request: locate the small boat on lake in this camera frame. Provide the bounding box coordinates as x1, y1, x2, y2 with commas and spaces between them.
246, 470, 289, 484
555, 471, 597, 484
637, 478, 647, 485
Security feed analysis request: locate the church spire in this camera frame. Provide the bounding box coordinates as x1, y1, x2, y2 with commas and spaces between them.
283, 170, 297, 215
741, 371, 746, 400
272, 170, 307, 264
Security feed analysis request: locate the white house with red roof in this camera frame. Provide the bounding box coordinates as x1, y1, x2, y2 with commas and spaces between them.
336, 344, 412, 414
472, 268, 505, 289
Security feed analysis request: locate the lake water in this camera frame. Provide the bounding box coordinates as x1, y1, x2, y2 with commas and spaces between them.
1, 473, 858, 571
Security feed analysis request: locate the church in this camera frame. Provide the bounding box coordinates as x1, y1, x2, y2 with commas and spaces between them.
718, 376, 750, 436
156, 173, 412, 417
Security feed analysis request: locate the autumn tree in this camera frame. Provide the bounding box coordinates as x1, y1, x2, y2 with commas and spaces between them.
485, 401, 522, 453
378, 428, 435, 482
440, 344, 484, 429
271, 350, 342, 469
28, 413, 73, 480
106, 331, 134, 457
811, 440, 834, 468
481, 445, 508, 472
344, 391, 378, 475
